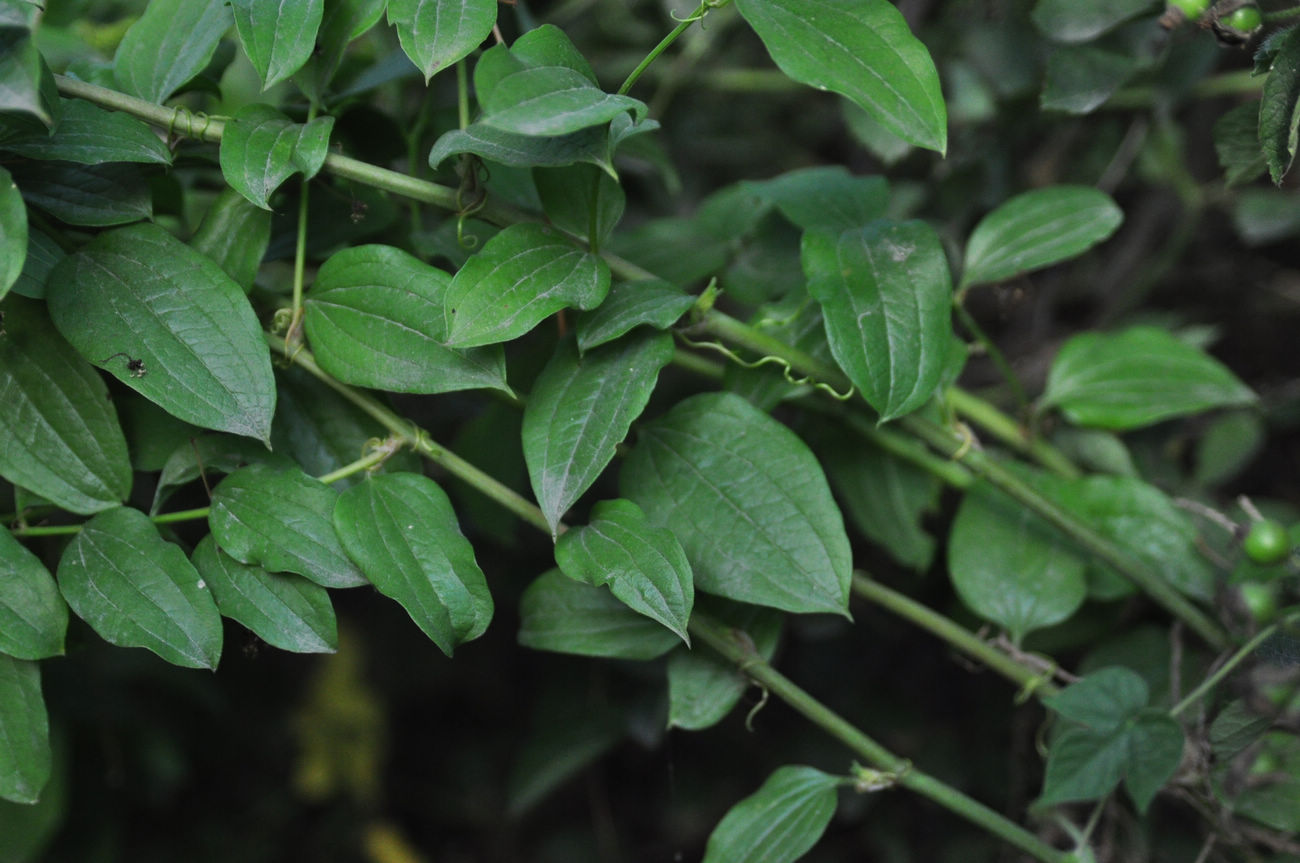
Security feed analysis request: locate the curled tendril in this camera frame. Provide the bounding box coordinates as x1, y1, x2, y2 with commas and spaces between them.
1015, 666, 1058, 705
676, 331, 855, 401
743, 683, 769, 731
361, 435, 405, 471
950, 422, 977, 460
753, 297, 812, 331
407, 422, 434, 455
455, 161, 489, 250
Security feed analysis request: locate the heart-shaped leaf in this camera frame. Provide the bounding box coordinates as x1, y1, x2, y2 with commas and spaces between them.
231, 0, 323, 91
387, 0, 496, 83
219, 104, 335, 210
113, 0, 232, 104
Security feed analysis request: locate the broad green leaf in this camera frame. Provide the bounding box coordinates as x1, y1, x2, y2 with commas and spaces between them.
1, 99, 172, 165
10, 229, 63, 299
802, 220, 953, 421
1215, 101, 1267, 187
517, 568, 679, 660
1042, 326, 1256, 430
741, 167, 889, 233
1209, 700, 1271, 761
1041, 44, 1136, 114
428, 122, 610, 170
702, 765, 840, 863
334, 473, 492, 656
151, 432, 292, 513
231, 0, 323, 90
508, 23, 598, 80
948, 480, 1087, 643
1043, 667, 1148, 732
0, 528, 66, 660
533, 163, 624, 247
1260, 24, 1300, 185
113, 0, 232, 104
1037, 725, 1129, 808
443, 223, 611, 347
960, 186, 1123, 290
735, 0, 946, 153
191, 187, 272, 291
10, 161, 151, 227
57, 507, 223, 669
667, 600, 782, 731
0, 165, 24, 296
0, 297, 131, 514
387, 0, 496, 82
0, 656, 48, 805
0, 33, 57, 128
554, 499, 693, 643
46, 223, 277, 442
219, 104, 335, 210
574, 279, 696, 354
1124, 712, 1184, 813
209, 465, 368, 589
523, 332, 673, 534
480, 66, 646, 137
620, 392, 852, 616
1031, 0, 1157, 42
191, 535, 336, 655
304, 244, 510, 394
296, 0, 386, 98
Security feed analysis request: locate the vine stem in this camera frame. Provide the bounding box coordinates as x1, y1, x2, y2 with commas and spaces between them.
944, 387, 1080, 479
617, 0, 732, 96
951, 300, 1030, 413
1169, 614, 1297, 718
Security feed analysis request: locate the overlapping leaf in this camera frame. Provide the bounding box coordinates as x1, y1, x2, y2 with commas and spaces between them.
231, 0, 323, 91
191, 188, 272, 291
1, 99, 172, 165
219, 104, 335, 209
113, 0, 232, 104
0, 527, 67, 660
517, 569, 680, 660
0, 656, 48, 805
10, 161, 152, 227
574, 280, 696, 353
1260, 24, 1300, 185
388, 0, 496, 82
0, 165, 24, 297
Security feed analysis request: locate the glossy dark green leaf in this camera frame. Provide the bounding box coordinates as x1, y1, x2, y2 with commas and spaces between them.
428, 122, 609, 170
209, 465, 367, 589
387, 0, 496, 82
1031, 0, 1156, 42
0, 656, 48, 805
1043, 667, 1148, 732
1260, 24, 1300, 185
533, 163, 624, 247
1124, 712, 1185, 813
960, 186, 1123, 290
2, 99, 172, 165
231, 0, 323, 90
735, 0, 946, 153
113, 0, 232, 103
57, 507, 223, 669
334, 473, 492, 656
0, 166, 24, 297
480, 66, 645, 137
0, 33, 57, 128
517, 568, 679, 660
523, 332, 673, 534
11, 161, 151, 227
1215, 101, 1267, 187
191, 187, 271, 291
219, 105, 335, 210
620, 393, 852, 616
667, 600, 782, 731
0, 297, 131, 514
9, 229, 62, 299
803, 220, 953, 421
191, 535, 336, 655
741, 167, 889, 233
304, 244, 509, 394
1042, 326, 1256, 430
574, 280, 696, 354
702, 765, 840, 863
1041, 44, 1136, 114
948, 480, 1087, 643
554, 499, 692, 643
444, 223, 610, 347
0, 528, 66, 660
46, 223, 277, 442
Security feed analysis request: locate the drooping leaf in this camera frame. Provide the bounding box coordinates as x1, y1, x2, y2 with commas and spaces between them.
191, 187, 272, 291
735, 0, 946, 153
517, 568, 680, 660
334, 473, 492, 656
0, 166, 25, 297
0, 656, 48, 805
1, 98, 172, 165
303, 244, 510, 395
57, 507, 223, 669
480, 66, 646, 137
802, 219, 953, 421
443, 223, 610, 347
741, 167, 890, 234
1031, 0, 1157, 43
0, 527, 67, 660
10, 160, 152, 227
960, 186, 1123, 290
231, 0, 323, 90
113, 0, 233, 104
219, 104, 335, 210
702, 765, 841, 863
46, 223, 277, 442
1260, 24, 1300, 185
667, 601, 782, 731
0, 297, 131, 514
191, 535, 337, 655
1041, 326, 1256, 430
387, 0, 496, 83
620, 392, 852, 616
523, 332, 674, 534
209, 465, 368, 589
574, 279, 696, 354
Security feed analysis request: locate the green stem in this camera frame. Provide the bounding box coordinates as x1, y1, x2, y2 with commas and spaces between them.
1170, 616, 1294, 717
618, 0, 728, 96
944, 387, 1081, 479
690, 613, 1073, 863
1265, 5, 1300, 22
951, 301, 1029, 412
456, 60, 471, 130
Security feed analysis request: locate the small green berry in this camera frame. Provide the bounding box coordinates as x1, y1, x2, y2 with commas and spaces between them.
1212, 2, 1263, 45
1164, 0, 1212, 24
1239, 581, 1279, 624
1243, 519, 1291, 566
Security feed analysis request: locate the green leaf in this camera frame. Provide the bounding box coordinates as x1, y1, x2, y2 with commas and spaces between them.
334, 473, 492, 656
10, 161, 152, 227
0, 528, 67, 660
0, 166, 24, 297
1037, 725, 1129, 808
480, 66, 645, 137
444, 223, 611, 347
191, 188, 272, 291
667, 600, 782, 731
1041, 44, 1136, 114
620, 392, 852, 616
517, 568, 680, 660
0, 656, 48, 805
1215, 101, 1267, 187
735, 0, 946, 154
209, 465, 368, 589
428, 122, 610, 171
0, 297, 131, 514
387, 0, 496, 83
57, 507, 223, 669
948, 480, 1087, 643
151, 432, 292, 514
523, 332, 673, 534
46, 223, 277, 442
802, 220, 953, 421
554, 498, 693, 643
191, 535, 337, 655
741, 167, 890, 233
1, 98, 173, 165
960, 186, 1123, 290
298, 0, 386, 98
219, 104, 335, 210
113, 0, 233, 104
1124, 712, 1185, 813
574, 279, 696, 354
1260, 24, 1300, 185
1043, 667, 1148, 732
702, 765, 840, 863
231, 0, 323, 90
1041, 326, 1256, 430
1031, 0, 1157, 42
303, 244, 510, 395
533, 163, 624, 247
0, 33, 58, 128
9, 228, 63, 299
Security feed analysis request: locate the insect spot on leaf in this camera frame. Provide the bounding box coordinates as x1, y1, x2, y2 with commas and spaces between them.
101, 351, 148, 378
